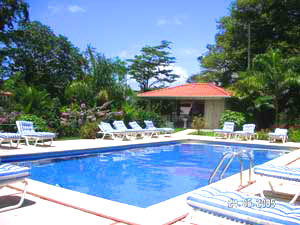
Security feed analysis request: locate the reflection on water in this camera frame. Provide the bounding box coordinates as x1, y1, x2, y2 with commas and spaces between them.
20, 143, 287, 208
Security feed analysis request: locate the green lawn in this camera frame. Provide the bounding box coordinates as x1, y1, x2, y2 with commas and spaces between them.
189, 130, 215, 136
174, 128, 185, 133
56, 136, 81, 141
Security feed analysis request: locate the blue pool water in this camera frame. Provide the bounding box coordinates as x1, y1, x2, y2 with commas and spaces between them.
19, 143, 287, 208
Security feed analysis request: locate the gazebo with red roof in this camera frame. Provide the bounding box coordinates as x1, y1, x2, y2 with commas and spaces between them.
138, 83, 231, 128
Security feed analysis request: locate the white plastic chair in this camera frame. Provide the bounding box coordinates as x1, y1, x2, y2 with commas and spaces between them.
234, 124, 256, 140
268, 128, 288, 143
213, 122, 235, 139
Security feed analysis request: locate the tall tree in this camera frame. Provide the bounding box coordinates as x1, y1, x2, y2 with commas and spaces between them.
65, 46, 132, 107
197, 0, 300, 87
0, 0, 29, 37
0, 0, 29, 82
234, 49, 300, 126
3, 21, 86, 101
128, 40, 179, 91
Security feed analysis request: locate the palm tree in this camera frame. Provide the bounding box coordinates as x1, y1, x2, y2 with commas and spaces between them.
235, 49, 300, 126
16, 85, 52, 115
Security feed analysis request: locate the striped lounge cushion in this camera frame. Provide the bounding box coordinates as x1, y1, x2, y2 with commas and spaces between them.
32, 132, 55, 138
22, 132, 55, 138
0, 164, 30, 185
254, 164, 300, 182
187, 187, 300, 225
0, 133, 22, 139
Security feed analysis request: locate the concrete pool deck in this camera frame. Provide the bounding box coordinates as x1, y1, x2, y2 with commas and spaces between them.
0, 129, 300, 225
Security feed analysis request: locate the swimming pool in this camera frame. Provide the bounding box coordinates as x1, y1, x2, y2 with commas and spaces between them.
18, 143, 287, 208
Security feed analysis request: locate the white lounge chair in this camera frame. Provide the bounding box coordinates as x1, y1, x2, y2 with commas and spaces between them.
129, 121, 159, 138
186, 186, 300, 225
0, 163, 30, 212
16, 121, 56, 147
268, 128, 288, 143
144, 120, 174, 136
0, 133, 22, 148
234, 124, 256, 140
213, 122, 235, 139
113, 120, 144, 139
254, 163, 300, 204
97, 122, 127, 140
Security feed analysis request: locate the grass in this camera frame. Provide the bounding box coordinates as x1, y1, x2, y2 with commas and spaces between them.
174, 128, 185, 133
189, 130, 215, 136
56, 136, 81, 141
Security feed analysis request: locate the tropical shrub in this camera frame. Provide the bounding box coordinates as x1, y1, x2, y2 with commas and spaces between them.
256, 129, 271, 140
58, 118, 80, 137
79, 121, 99, 139
288, 128, 300, 142
136, 110, 164, 128
219, 110, 246, 130
0, 111, 20, 132
192, 116, 206, 134
14, 85, 53, 116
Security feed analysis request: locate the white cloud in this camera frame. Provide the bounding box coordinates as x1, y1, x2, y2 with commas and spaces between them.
48, 5, 62, 14
157, 19, 168, 26
156, 15, 187, 27
169, 65, 189, 86
118, 50, 132, 59
68, 5, 86, 13
127, 76, 140, 91
173, 16, 184, 25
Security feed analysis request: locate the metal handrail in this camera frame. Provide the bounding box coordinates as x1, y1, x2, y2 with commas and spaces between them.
208, 151, 234, 184
219, 154, 236, 179
208, 148, 253, 187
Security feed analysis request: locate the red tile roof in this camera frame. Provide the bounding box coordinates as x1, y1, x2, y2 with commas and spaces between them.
138, 83, 231, 98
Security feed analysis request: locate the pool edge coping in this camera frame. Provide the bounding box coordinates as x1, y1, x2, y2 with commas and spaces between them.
4, 136, 300, 224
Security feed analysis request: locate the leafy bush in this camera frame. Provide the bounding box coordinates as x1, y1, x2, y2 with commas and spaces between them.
256, 129, 271, 140
17, 114, 49, 131
80, 121, 99, 139
288, 127, 300, 142
0, 111, 20, 132
135, 110, 164, 128
58, 118, 80, 137
219, 110, 246, 130
191, 116, 206, 134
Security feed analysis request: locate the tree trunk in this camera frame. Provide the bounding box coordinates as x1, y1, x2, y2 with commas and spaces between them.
274, 98, 279, 127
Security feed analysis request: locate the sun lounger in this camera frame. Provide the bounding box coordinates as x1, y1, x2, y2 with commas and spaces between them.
113, 120, 145, 139
16, 121, 56, 147
254, 163, 300, 204
213, 122, 235, 139
144, 120, 174, 136
128, 121, 159, 138
268, 128, 288, 143
98, 122, 127, 140
186, 186, 300, 225
0, 163, 30, 212
0, 133, 22, 148
234, 124, 256, 140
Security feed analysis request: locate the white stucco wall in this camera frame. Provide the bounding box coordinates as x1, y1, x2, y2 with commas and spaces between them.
204, 99, 225, 129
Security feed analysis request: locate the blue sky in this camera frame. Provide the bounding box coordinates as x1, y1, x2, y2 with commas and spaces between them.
26, 0, 232, 89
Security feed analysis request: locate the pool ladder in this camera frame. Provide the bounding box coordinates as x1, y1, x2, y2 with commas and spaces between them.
208, 149, 253, 187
